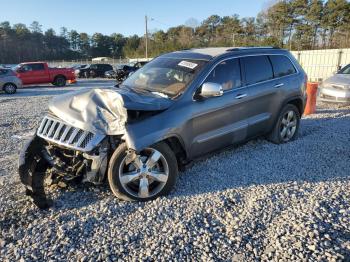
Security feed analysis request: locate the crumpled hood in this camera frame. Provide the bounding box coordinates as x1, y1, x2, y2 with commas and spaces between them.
323, 74, 350, 87
49, 87, 173, 135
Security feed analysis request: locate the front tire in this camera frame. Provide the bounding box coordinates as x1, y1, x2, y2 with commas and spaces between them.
108, 142, 178, 201
3, 83, 17, 94
267, 104, 300, 144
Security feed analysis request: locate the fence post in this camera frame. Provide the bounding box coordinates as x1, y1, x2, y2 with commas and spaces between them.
337, 50, 343, 71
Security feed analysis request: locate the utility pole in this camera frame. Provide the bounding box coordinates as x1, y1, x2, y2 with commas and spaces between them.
145, 15, 148, 59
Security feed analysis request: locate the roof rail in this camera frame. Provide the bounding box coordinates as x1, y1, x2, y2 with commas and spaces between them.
226, 46, 281, 51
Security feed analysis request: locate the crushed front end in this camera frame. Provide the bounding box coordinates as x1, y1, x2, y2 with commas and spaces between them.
18, 114, 114, 208
18, 87, 173, 208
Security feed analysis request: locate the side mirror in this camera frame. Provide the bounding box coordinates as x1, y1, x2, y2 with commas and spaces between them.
17, 68, 24, 73
199, 82, 223, 98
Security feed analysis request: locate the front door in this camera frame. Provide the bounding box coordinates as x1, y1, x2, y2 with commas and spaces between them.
188, 58, 250, 159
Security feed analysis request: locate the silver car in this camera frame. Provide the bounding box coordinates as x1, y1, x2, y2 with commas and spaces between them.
0, 68, 22, 94
319, 64, 350, 103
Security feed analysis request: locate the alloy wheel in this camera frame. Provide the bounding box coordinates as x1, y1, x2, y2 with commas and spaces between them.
280, 110, 297, 142
118, 148, 169, 199
4, 83, 16, 94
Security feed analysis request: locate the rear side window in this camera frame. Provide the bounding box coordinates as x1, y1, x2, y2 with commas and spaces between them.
269, 55, 296, 77
30, 64, 45, 71
205, 59, 242, 91
242, 56, 273, 85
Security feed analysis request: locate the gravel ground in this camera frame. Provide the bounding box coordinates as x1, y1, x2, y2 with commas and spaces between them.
0, 81, 349, 261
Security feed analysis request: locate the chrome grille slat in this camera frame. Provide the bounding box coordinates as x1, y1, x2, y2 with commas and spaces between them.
38, 118, 48, 134
53, 123, 64, 139
37, 116, 105, 152
42, 119, 52, 135
67, 128, 79, 144
76, 132, 89, 147
48, 122, 57, 137
60, 126, 71, 142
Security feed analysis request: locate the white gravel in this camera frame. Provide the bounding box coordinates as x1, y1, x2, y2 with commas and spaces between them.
0, 80, 349, 261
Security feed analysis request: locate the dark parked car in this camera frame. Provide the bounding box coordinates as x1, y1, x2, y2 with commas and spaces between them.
115, 61, 148, 82
19, 47, 307, 208
104, 70, 117, 79
71, 64, 88, 70
75, 64, 113, 78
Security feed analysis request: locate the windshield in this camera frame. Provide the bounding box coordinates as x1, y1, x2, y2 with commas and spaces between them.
122, 57, 207, 98
338, 65, 350, 74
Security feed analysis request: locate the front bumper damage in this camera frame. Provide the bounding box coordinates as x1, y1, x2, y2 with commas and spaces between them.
18, 134, 110, 209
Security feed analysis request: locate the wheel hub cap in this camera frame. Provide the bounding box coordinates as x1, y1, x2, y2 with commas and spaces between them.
118, 148, 169, 199
280, 110, 297, 142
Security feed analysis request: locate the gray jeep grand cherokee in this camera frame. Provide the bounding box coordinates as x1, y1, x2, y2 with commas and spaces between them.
19, 47, 307, 208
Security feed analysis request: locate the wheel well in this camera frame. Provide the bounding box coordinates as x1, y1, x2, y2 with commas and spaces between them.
287, 98, 304, 116
54, 75, 66, 81
163, 136, 187, 170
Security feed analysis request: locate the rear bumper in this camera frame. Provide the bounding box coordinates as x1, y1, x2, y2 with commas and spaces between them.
318, 87, 350, 103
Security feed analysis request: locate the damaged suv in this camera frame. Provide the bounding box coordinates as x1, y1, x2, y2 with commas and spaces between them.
19, 47, 307, 208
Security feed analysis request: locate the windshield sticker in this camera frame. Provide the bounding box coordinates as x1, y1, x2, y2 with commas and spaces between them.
178, 61, 198, 69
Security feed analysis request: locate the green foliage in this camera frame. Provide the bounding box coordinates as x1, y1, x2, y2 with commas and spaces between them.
0, 0, 349, 63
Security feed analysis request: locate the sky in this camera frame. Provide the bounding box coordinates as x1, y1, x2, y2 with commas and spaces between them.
0, 0, 274, 36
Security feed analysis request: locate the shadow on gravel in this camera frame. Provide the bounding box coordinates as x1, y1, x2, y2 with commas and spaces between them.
172, 112, 350, 198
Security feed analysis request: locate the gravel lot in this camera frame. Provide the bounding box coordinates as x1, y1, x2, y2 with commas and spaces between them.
0, 80, 349, 261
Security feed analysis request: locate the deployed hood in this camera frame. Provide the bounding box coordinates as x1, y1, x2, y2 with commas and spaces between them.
324, 74, 350, 87
49, 87, 172, 135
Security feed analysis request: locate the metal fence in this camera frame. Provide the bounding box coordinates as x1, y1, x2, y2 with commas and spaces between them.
291, 48, 350, 82
46, 58, 129, 68
32, 48, 350, 81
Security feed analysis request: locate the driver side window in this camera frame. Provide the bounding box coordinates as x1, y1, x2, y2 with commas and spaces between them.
205, 59, 242, 91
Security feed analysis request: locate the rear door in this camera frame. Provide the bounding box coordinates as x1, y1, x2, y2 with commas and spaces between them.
242, 55, 295, 136
240, 55, 280, 137
188, 58, 250, 158
31, 63, 50, 83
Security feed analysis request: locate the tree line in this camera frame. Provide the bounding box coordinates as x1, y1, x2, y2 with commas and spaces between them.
0, 0, 349, 64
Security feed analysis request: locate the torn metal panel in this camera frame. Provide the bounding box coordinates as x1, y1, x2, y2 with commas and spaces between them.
49, 88, 173, 135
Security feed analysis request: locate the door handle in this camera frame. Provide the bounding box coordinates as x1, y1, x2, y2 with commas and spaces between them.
274, 83, 284, 88
235, 94, 247, 99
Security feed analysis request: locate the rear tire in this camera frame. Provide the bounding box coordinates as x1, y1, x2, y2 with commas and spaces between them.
53, 76, 66, 87
3, 83, 17, 94
267, 104, 300, 144
108, 142, 178, 201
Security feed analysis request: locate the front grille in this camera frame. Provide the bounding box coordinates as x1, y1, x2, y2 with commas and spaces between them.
37, 116, 105, 152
